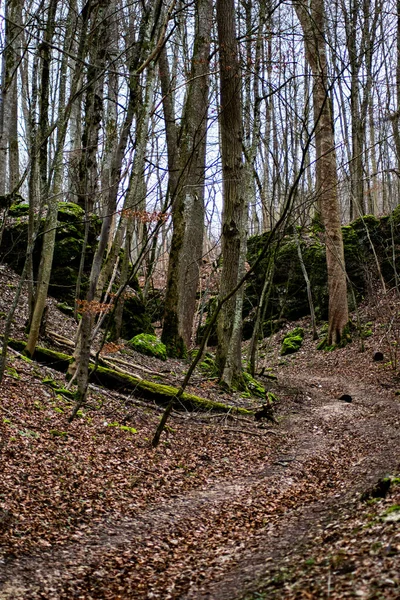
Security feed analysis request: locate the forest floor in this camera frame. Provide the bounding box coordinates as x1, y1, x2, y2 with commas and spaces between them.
0, 264, 400, 599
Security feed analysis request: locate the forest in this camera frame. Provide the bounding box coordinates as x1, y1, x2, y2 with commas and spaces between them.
0, 0, 400, 598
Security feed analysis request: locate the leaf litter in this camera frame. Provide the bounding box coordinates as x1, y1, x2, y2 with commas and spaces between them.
0, 271, 399, 598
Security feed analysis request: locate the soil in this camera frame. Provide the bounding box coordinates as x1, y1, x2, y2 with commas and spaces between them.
0, 264, 399, 599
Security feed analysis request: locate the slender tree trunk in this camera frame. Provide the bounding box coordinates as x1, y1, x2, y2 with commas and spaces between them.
26, 0, 90, 355
26, 0, 74, 356
70, 1, 168, 410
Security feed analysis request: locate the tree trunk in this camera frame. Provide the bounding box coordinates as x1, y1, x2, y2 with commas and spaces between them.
71, 1, 168, 407
0, 0, 13, 194
161, 0, 212, 357
294, 0, 349, 345
26, 0, 90, 356
215, 0, 248, 388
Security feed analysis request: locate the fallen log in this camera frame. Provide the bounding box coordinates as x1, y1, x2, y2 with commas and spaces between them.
5, 338, 252, 416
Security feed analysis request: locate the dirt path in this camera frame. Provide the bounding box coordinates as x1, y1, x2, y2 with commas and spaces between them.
1, 369, 399, 599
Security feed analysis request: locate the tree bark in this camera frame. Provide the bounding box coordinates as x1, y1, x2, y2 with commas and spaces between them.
215, 0, 248, 387
294, 0, 349, 345
71, 1, 168, 406
0, 0, 20, 195
161, 0, 212, 357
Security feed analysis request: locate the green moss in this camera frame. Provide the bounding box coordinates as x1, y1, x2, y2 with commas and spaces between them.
56, 302, 75, 317
381, 504, 400, 523
8, 202, 29, 217
53, 236, 82, 264
5, 366, 20, 380
90, 364, 252, 414
128, 333, 167, 361
266, 392, 279, 403
42, 376, 59, 388
361, 328, 373, 339
42, 377, 76, 399
54, 387, 76, 399
2, 201, 101, 303
116, 293, 154, 341
5, 337, 251, 416
281, 327, 304, 356
338, 323, 353, 348
383, 504, 400, 515
316, 322, 352, 349
107, 422, 137, 434
5, 338, 72, 370
50, 429, 68, 438
199, 354, 218, 377
242, 372, 265, 398
317, 337, 336, 351
19, 354, 32, 363
161, 310, 187, 358
57, 202, 85, 223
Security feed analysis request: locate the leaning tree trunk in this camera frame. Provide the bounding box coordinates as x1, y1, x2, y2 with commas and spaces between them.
294, 0, 349, 345
215, 0, 248, 388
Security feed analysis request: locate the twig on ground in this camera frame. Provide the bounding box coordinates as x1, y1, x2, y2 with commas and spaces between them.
222, 427, 279, 437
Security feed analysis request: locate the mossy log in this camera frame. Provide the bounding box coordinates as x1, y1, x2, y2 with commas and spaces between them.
6, 338, 251, 415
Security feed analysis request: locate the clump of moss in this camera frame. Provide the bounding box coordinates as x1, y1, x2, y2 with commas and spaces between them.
5, 366, 20, 380
56, 302, 75, 317
281, 327, 304, 356
107, 422, 137, 434
381, 504, 400, 523
8, 202, 29, 217
128, 333, 167, 361
266, 391, 279, 404
360, 322, 373, 339
199, 354, 218, 377
317, 322, 353, 351
50, 429, 68, 438
242, 372, 265, 398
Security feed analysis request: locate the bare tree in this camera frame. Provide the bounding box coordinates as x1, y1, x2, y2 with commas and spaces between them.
294, 0, 349, 344
215, 0, 248, 388
161, 0, 213, 357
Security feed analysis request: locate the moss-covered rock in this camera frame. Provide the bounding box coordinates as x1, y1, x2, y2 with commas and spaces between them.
7, 201, 29, 217
245, 230, 328, 339
2, 200, 99, 302
243, 208, 400, 339
116, 293, 154, 341
57, 202, 89, 226
2, 201, 154, 338
56, 302, 75, 317
281, 327, 304, 356
128, 334, 167, 361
